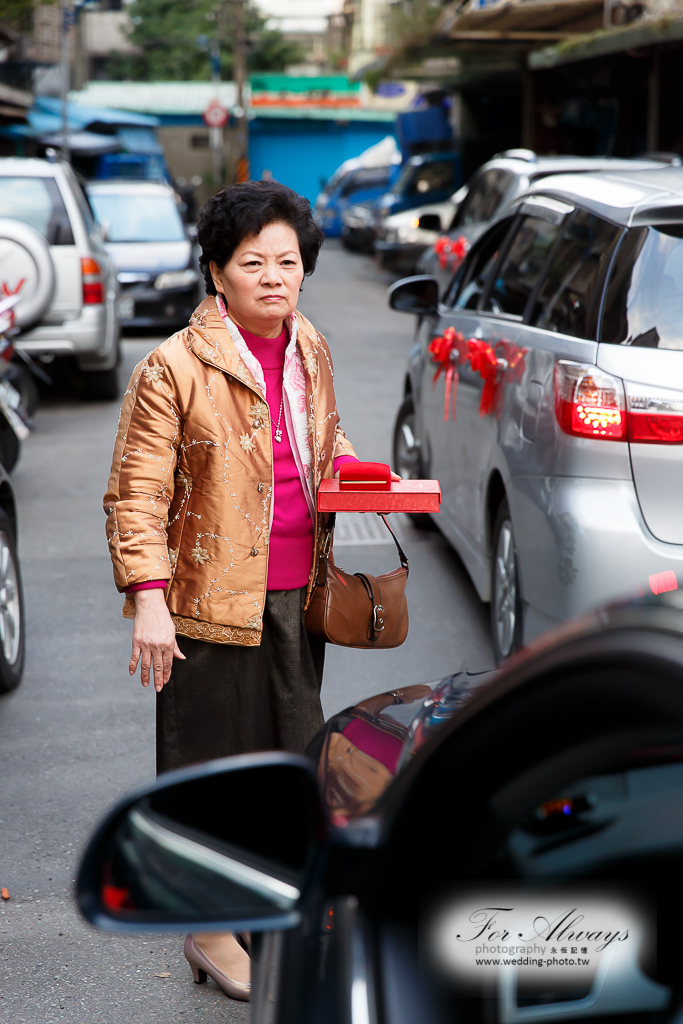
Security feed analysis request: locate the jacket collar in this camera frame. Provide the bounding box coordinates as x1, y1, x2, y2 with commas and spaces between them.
188, 295, 319, 393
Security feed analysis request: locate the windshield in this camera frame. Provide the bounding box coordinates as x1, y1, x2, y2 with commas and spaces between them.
602, 224, 683, 350
323, 167, 354, 196
88, 192, 185, 243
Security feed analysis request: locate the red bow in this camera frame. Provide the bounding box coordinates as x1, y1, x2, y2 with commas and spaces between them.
428, 326, 463, 421
465, 339, 500, 416
434, 234, 470, 271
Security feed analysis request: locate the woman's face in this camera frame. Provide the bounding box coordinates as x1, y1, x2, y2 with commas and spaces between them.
210, 220, 305, 337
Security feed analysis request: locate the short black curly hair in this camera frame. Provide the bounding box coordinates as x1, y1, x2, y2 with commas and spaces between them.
197, 180, 324, 296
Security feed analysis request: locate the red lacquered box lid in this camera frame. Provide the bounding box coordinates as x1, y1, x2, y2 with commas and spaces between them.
318, 479, 441, 514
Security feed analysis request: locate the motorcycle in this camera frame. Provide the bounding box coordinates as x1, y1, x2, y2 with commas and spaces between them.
0, 293, 32, 472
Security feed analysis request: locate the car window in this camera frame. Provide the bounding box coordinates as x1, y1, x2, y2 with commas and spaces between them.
529, 210, 622, 339
398, 160, 455, 198
340, 166, 391, 198
456, 168, 516, 229
446, 217, 516, 310
87, 192, 186, 243
0, 175, 74, 245
601, 224, 683, 350
485, 215, 560, 317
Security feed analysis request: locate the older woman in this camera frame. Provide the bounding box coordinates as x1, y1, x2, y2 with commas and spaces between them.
103, 181, 363, 1001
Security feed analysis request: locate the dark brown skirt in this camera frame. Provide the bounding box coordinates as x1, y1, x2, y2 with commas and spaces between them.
156, 587, 326, 775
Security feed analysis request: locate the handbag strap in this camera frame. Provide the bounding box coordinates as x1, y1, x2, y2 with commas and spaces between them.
314, 511, 410, 586
353, 572, 385, 641
377, 514, 409, 572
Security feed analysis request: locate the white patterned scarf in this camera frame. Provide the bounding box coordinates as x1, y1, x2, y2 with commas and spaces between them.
215, 293, 315, 513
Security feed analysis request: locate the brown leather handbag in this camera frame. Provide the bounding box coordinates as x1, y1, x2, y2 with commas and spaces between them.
305, 513, 409, 649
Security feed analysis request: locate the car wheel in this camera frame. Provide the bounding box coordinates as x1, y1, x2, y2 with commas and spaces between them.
490, 500, 523, 664
0, 417, 20, 474
81, 334, 121, 402
392, 395, 435, 530
82, 364, 120, 401
7, 363, 40, 420
0, 509, 24, 693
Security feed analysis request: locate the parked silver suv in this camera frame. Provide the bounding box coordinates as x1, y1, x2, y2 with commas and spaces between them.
413, 150, 669, 290
0, 156, 119, 399
390, 167, 683, 661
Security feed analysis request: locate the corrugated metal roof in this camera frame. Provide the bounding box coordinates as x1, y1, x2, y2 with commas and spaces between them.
529, 14, 683, 67
252, 107, 396, 121
70, 81, 240, 116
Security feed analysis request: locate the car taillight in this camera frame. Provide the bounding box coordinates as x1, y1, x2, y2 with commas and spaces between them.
81, 257, 104, 305
554, 360, 626, 441
554, 361, 683, 445
625, 380, 683, 444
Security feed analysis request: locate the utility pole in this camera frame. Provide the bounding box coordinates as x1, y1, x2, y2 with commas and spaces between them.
60, 0, 72, 162
209, 36, 223, 187
231, 0, 249, 182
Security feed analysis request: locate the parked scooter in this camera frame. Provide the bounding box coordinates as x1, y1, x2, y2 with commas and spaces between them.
0, 293, 32, 472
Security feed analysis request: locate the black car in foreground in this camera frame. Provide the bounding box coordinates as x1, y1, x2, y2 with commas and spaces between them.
77, 589, 683, 1023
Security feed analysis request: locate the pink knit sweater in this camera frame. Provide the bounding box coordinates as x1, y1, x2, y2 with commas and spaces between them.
126, 322, 356, 594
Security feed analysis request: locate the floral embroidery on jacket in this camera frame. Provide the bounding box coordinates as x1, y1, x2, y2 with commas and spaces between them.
190, 543, 210, 565
143, 364, 165, 384
169, 547, 179, 569
250, 400, 269, 422
239, 433, 257, 454
176, 471, 192, 490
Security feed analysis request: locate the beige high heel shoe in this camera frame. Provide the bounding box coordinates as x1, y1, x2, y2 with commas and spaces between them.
183, 933, 251, 1002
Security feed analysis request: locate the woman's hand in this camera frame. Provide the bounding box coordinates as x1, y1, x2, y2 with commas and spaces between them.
130, 589, 186, 692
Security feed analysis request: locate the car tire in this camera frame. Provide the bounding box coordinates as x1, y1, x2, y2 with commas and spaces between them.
392, 395, 435, 531
6, 363, 39, 420
490, 499, 523, 664
0, 416, 20, 474
0, 508, 25, 694
82, 364, 120, 401
81, 334, 121, 401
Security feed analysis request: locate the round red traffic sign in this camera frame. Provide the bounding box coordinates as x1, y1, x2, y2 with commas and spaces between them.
202, 101, 229, 128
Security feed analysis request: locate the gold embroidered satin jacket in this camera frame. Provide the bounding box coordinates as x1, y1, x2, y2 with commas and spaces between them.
104, 296, 356, 645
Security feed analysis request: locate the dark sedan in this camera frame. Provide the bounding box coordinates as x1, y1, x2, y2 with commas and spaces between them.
87, 180, 204, 331
77, 589, 683, 1022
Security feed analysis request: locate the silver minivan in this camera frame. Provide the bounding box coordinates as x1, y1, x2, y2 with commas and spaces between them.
390, 167, 683, 661
0, 156, 119, 399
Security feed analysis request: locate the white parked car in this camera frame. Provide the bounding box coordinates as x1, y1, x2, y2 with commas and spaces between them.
0, 156, 120, 400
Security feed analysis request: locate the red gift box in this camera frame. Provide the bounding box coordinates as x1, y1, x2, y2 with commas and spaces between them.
319, 477, 441, 514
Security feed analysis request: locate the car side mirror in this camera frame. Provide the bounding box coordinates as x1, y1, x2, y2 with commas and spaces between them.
76, 753, 323, 933
418, 214, 441, 232
99, 219, 110, 242
388, 275, 439, 315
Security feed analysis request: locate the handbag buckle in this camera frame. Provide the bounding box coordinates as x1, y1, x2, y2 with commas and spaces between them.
373, 603, 385, 632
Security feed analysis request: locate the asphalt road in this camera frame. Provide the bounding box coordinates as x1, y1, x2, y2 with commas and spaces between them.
0, 240, 493, 1023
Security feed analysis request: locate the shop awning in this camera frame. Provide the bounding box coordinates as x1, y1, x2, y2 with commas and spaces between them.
436, 0, 605, 40
529, 14, 683, 68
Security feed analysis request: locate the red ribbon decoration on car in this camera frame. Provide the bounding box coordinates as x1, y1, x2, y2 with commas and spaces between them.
434, 234, 470, 270
428, 326, 463, 421
430, 333, 528, 421
465, 339, 500, 416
